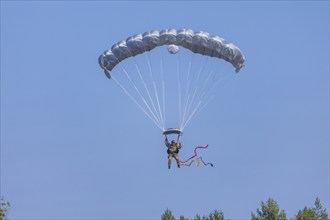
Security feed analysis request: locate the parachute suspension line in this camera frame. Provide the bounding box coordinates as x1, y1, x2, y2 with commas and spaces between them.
160, 48, 166, 131
183, 74, 234, 130
181, 65, 235, 130
200, 66, 227, 103
181, 69, 215, 130
116, 50, 164, 130
182, 56, 205, 128
177, 50, 183, 130
134, 62, 163, 124
187, 61, 218, 118
111, 75, 163, 130
180, 62, 205, 130
133, 58, 164, 130
181, 100, 203, 130
116, 58, 164, 130
145, 52, 165, 130
200, 62, 234, 106
201, 71, 235, 110
182, 55, 224, 130
181, 56, 211, 130
128, 51, 164, 130
180, 52, 194, 130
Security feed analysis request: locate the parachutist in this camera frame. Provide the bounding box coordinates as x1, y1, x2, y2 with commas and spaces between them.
165, 137, 182, 169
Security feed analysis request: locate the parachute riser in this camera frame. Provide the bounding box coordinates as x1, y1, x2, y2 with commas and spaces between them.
177, 133, 182, 143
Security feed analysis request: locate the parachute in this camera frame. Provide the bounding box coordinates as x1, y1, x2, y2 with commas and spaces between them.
99, 29, 245, 75
98, 28, 245, 135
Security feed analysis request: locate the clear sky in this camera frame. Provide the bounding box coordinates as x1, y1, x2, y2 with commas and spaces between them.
1, 1, 329, 219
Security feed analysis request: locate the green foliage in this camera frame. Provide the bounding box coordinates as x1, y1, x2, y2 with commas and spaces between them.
193, 210, 224, 220
161, 208, 176, 220
295, 207, 317, 220
295, 197, 328, 220
163, 198, 328, 220
251, 198, 287, 220
313, 197, 328, 220
206, 209, 225, 220
193, 214, 202, 220
179, 215, 189, 220
0, 198, 10, 220
162, 209, 224, 220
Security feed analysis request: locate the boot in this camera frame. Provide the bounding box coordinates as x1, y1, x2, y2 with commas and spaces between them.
176, 159, 180, 168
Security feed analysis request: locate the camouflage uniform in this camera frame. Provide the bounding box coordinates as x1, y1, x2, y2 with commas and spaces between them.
165, 138, 182, 169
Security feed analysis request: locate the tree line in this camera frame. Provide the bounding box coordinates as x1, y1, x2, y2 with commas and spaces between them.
0, 198, 10, 220
161, 197, 328, 220
1, 197, 327, 220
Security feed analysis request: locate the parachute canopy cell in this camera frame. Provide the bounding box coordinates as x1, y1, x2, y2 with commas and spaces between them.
98, 29, 245, 73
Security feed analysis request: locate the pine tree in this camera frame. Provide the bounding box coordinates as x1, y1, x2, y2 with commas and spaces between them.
251, 198, 287, 220
295, 207, 318, 220
161, 208, 176, 220
208, 209, 225, 220
294, 197, 328, 220
313, 197, 328, 220
193, 210, 224, 220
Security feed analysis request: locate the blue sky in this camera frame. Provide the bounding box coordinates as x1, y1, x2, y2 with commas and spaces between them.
1, 1, 329, 219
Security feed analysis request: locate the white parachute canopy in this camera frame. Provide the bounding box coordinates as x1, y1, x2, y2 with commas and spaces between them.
99, 29, 245, 133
